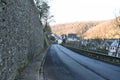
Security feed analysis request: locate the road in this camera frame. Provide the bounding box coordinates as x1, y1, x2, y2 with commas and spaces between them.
43, 44, 120, 80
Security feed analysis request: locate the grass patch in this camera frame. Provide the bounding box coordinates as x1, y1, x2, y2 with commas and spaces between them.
44, 35, 50, 47
14, 60, 28, 80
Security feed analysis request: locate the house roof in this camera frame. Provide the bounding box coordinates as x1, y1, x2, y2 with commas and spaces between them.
68, 34, 76, 38
105, 40, 114, 45
111, 40, 119, 47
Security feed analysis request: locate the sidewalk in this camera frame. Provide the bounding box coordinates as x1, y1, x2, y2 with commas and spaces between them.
17, 50, 47, 80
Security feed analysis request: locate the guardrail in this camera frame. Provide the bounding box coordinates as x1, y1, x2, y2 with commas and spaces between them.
63, 45, 120, 66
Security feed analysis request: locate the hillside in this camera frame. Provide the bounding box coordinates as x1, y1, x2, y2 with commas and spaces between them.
51, 21, 102, 36
51, 19, 120, 39
84, 19, 120, 39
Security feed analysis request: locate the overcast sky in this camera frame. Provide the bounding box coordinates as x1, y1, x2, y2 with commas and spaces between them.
49, 0, 120, 25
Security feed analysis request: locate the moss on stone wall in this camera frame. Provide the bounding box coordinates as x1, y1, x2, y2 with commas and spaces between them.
14, 60, 28, 80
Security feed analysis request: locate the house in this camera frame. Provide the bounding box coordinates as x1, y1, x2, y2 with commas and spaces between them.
51, 33, 63, 44
108, 39, 120, 58
60, 34, 67, 40
81, 39, 88, 46
104, 39, 114, 50
67, 33, 77, 41
60, 34, 67, 43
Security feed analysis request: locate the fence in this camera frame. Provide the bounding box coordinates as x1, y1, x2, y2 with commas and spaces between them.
63, 45, 120, 66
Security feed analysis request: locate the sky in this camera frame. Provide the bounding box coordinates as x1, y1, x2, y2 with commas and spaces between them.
49, 0, 120, 25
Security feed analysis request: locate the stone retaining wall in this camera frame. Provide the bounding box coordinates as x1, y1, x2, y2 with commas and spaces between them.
0, 0, 44, 80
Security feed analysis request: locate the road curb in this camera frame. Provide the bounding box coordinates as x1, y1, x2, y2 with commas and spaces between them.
38, 47, 50, 80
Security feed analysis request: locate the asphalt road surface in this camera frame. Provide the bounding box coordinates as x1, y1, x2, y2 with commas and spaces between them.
43, 44, 120, 80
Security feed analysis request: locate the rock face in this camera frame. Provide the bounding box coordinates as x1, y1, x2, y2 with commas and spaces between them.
0, 0, 44, 80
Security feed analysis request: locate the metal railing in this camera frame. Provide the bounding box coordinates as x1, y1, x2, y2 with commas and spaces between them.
63, 45, 120, 66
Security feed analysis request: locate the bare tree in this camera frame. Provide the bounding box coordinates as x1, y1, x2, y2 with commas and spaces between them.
114, 10, 120, 57
34, 0, 53, 34
34, 0, 50, 22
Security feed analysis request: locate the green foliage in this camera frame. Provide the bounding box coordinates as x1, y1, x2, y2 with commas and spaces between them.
44, 35, 50, 47
18, 60, 28, 72
14, 60, 28, 80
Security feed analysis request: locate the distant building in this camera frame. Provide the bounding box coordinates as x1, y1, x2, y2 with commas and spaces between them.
108, 39, 120, 58
67, 33, 77, 41
104, 39, 114, 50
61, 34, 67, 40
51, 33, 63, 44
81, 39, 88, 46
